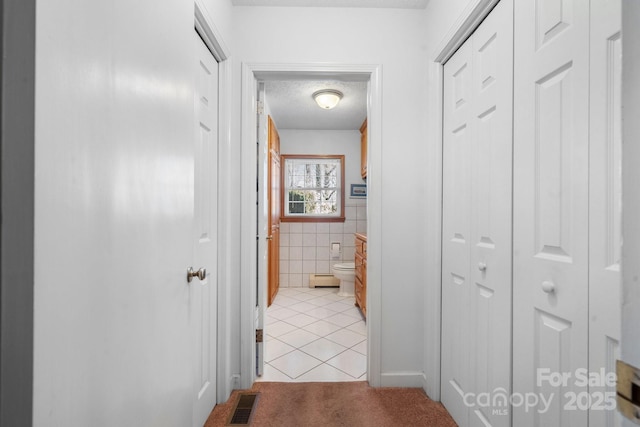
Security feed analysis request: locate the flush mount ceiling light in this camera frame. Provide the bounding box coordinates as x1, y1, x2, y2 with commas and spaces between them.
313, 89, 343, 110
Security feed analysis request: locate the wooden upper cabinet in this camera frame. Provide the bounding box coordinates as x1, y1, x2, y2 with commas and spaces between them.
360, 118, 367, 179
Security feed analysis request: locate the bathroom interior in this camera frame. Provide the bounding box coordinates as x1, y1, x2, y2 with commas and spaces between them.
259, 77, 369, 382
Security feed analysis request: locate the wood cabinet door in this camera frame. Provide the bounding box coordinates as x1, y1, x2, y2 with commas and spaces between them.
267, 116, 280, 306
360, 119, 367, 179
361, 258, 367, 316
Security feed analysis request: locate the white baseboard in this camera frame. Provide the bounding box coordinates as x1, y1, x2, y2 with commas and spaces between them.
421, 374, 441, 401
379, 371, 426, 388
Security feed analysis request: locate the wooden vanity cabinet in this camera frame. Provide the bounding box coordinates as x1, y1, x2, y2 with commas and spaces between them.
355, 233, 367, 318
360, 119, 367, 179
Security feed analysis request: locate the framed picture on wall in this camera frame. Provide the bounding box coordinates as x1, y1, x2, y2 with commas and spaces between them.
350, 184, 367, 198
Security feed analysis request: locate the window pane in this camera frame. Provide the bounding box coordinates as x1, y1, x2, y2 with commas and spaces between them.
302, 190, 317, 213
288, 201, 305, 213
282, 156, 343, 220
304, 168, 315, 188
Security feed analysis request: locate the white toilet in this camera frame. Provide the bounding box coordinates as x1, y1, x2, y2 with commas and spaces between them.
332, 262, 355, 297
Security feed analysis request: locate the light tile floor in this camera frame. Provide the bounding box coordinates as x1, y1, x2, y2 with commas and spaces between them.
257, 287, 367, 382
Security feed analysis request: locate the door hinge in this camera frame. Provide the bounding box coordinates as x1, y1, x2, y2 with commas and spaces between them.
257, 100, 264, 115
256, 329, 263, 343
617, 359, 640, 424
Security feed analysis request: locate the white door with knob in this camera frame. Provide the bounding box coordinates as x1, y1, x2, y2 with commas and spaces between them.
513, 0, 590, 425
192, 30, 219, 427
441, 1, 513, 426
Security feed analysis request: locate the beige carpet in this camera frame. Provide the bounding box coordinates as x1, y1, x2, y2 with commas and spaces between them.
205, 381, 457, 427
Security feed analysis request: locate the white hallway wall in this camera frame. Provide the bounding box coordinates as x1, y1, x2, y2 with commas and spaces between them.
233, 7, 431, 383
33, 0, 235, 425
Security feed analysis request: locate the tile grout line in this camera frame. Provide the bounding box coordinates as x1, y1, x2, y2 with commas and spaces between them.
262, 288, 367, 381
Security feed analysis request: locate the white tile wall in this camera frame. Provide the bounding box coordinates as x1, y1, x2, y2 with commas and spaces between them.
279, 198, 367, 288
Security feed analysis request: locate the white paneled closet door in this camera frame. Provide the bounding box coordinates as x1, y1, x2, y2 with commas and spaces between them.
589, 0, 622, 426
441, 1, 513, 426
442, 36, 472, 426
512, 0, 590, 426
589, 0, 622, 427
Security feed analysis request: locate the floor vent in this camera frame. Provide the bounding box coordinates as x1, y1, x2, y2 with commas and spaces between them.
227, 392, 259, 425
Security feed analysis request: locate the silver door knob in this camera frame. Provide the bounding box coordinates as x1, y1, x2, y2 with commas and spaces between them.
187, 267, 207, 283
541, 280, 555, 293
478, 262, 487, 271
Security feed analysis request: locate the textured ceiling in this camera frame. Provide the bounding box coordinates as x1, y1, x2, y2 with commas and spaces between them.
265, 80, 367, 130
233, 0, 429, 8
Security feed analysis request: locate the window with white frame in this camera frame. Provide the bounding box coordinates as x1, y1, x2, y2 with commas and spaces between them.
281, 155, 345, 222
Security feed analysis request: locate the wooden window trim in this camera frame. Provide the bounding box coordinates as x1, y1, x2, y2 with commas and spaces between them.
280, 154, 345, 223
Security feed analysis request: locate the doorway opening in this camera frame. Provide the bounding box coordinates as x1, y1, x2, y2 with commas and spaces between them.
239, 63, 382, 389
258, 78, 368, 382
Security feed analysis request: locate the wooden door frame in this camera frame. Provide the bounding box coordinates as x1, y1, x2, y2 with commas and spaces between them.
240, 62, 382, 388
427, 0, 502, 401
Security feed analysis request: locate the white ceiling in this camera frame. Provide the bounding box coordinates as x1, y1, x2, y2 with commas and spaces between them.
232, 0, 429, 9
265, 79, 367, 130
242, 0, 421, 130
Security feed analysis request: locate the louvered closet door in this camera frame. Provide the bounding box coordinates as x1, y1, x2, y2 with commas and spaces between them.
512, 0, 590, 426
441, 1, 513, 426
